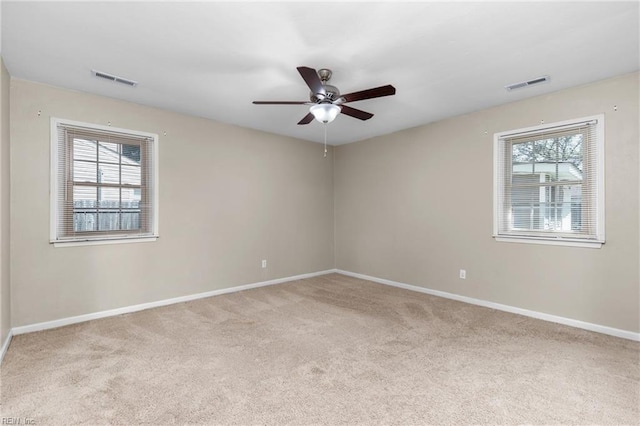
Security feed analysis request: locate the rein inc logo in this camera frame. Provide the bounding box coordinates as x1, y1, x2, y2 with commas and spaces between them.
1, 418, 36, 425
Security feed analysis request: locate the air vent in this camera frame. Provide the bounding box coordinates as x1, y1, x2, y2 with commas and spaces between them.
505, 75, 549, 91
91, 70, 138, 87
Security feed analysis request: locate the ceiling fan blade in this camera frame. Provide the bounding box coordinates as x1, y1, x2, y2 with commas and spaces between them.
297, 66, 326, 96
340, 105, 374, 121
340, 85, 396, 103
253, 101, 310, 105
297, 112, 314, 125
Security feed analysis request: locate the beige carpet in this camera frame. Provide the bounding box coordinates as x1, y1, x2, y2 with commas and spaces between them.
1, 273, 638, 425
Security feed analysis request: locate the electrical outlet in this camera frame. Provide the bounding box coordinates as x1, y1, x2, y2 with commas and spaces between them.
459, 269, 466, 279
261, 260, 267, 269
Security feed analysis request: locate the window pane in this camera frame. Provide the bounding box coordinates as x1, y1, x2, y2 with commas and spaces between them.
99, 163, 120, 184
74, 212, 97, 232
511, 184, 582, 232
512, 141, 533, 174
73, 186, 97, 208
555, 134, 583, 180
73, 139, 97, 161
98, 212, 119, 231
535, 136, 583, 181
512, 205, 541, 230
99, 187, 120, 208
511, 178, 540, 230
570, 185, 583, 231
558, 162, 582, 182
544, 184, 582, 232
534, 134, 582, 173
121, 212, 140, 230
512, 135, 584, 183
532, 138, 556, 181
122, 144, 141, 164
122, 165, 141, 185
121, 187, 141, 208
73, 160, 97, 183
98, 142, 120, 163
533, 138, 557, 161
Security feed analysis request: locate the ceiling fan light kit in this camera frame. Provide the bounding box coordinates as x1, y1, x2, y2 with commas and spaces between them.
310, 103, 341, 123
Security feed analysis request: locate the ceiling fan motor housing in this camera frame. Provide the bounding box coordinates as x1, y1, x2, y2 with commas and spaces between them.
310, 68, 340, 103
311, 84, 340, 103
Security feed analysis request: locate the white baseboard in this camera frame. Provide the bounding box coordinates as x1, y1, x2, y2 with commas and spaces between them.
337, 269, 640, 342
0, 329, 13, 364
11, 269, 338, 336
10, 268, 637, 343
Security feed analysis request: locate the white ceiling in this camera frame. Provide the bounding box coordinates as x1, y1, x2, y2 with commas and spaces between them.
2, 1, 638, 145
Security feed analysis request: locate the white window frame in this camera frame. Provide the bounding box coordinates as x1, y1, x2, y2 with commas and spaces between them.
50, 118, 159, 247
493, 115, 605, 248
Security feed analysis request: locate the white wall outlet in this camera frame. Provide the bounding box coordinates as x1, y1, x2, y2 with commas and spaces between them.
261, 260, 267, 269
459, 269, 466, 279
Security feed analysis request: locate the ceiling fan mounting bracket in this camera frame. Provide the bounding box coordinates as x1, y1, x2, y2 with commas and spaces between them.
317, 68, 332, 83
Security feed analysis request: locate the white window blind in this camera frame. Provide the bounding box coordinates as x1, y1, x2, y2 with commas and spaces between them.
493, 115, 604, 247
51, 119, 158, 244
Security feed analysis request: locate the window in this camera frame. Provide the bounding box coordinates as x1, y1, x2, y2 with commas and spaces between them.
493, 115, 604, 248
51, 118, 158, 246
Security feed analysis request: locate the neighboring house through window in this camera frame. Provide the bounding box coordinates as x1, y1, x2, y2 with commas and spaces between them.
493, 115, 604, 248
51, 118, 159, 246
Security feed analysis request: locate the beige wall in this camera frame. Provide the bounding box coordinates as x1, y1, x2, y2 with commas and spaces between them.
10, 79, 334, 327
335, 72, 640, 333
7, 72, 639, 335
1, 58, 11, 343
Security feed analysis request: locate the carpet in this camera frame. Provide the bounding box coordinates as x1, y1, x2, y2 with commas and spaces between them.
1, 273, 638, 424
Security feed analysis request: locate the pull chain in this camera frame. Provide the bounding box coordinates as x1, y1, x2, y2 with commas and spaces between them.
323, 123, 328, 158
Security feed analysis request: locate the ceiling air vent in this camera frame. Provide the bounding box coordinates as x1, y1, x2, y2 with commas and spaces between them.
91, 70, 138, 87
505, 75, 549, 91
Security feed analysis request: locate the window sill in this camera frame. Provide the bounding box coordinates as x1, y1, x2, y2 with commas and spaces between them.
494, 236, 603, 249
52, 236, 158, 248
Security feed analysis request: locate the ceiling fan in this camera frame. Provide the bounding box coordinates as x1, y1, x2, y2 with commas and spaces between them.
252, 66, 396, 125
